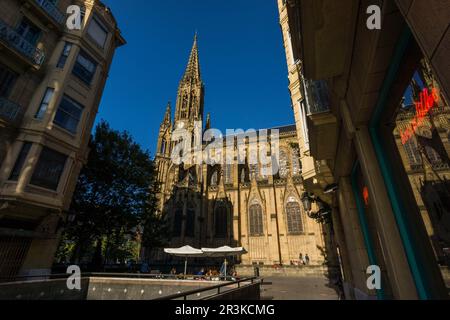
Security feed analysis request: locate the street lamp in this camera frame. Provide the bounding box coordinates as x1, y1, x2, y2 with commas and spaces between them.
67, 210, 76, 223
301, 192, 313, 213
301, 192, 331, 223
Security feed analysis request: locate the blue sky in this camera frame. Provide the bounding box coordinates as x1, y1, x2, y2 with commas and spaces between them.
97, 0, 293, 155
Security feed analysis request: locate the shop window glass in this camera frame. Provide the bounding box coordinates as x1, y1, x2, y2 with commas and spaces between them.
393, 58, 450, 277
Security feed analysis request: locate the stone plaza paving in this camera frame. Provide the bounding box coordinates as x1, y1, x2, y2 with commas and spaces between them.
260, 276, 341, 300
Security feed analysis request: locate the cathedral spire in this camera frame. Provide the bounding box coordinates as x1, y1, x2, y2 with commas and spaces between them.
161, 101, 172, 127
164, 102, 171, 123
205, 112, 211, 130
182, 33, 201, 83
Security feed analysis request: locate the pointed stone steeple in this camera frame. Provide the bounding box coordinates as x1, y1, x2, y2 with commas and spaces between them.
163, 102, 172, 125
217, 168, 228, 199
205, 113, 211, 130
182, 33, 201, 83
174, 33, 205, 125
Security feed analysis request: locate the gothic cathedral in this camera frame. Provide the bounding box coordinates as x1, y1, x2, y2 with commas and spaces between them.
153, 36, 327, 266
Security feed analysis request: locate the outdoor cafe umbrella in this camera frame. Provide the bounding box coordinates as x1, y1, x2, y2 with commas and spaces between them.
201, 246, 247, 278
164, 245, 204, 275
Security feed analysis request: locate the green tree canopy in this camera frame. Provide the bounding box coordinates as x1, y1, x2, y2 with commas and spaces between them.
60, 120, 168, 266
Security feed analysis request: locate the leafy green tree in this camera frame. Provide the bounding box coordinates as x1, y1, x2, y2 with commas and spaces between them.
58, 120, 167, 267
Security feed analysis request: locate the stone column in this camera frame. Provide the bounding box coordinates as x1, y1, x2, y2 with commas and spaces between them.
329, 205, 355, 300
337, 176, 374, 298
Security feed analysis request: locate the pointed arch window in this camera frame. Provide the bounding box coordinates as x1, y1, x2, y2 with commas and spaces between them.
291, 148, 301, 176
250, 163, 259, 180
188, 168, 196, 185
239, 165, 249, 183
215, 204, 228, 238
286, 197, 303, 234
403, 139, 422, 166
185, 206, 195, 237
211, 170, 218, 186
181, 95, 188, 118
279, 150, 288, 178
160, 139, 166, 154
249, 202, 264, 236
225, 164, 233, 184
173, 205, 183, 237
425, 145, 442, 165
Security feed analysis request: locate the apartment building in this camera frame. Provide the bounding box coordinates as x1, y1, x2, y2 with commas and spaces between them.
0, 0, 125, 280
278, 0, 449, 299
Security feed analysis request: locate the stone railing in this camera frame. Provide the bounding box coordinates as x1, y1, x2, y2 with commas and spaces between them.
0, 19, 45, 66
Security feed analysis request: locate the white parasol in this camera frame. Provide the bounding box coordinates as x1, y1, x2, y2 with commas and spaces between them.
201, 246, 247, 278
164, 245, 204, 275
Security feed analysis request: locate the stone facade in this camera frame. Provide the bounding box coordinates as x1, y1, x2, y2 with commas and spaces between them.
153, 36, 327, 266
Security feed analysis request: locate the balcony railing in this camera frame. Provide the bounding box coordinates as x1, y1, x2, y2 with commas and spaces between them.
303, 78, 330, 115
0, 19, 45, 66
34, 0, 65, 25
0, 97, 21, 123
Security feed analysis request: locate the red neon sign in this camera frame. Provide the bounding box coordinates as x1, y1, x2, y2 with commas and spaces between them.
362, 186, 369, 207
400, 87, 439, 145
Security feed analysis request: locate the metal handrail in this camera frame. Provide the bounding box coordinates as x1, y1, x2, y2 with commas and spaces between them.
34, 0, 65, 25
152, 276, 259, 300
0, 19, 45, 66
0, 272, 253, 283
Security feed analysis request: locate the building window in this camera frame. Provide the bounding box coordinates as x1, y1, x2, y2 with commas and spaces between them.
185, 207, 195, 237
173, 206, 183, 237
16, 18, 41, 45
30, 147, 67, 190
53, 95, 84, 134
180, 95, 188, 119
35, 88, 54, 120
249, 202, 263, 236
57, 42, 73, 68
160, 139, 166, 154
87, 16, 108, 48
250, 163, 259, 180
225, 164, 233, 184
9, 142, 32, 181
210, 170, 218, 186
215, 205, 227, 238
286, 198, 303, 234
291, 148, 301, 176
403, 138, 422, 166
279, 150, 288, 178
299, 100, 310, 148
425, 146, 442, 166
0, 64, 18, 98
72, 50, 97, 85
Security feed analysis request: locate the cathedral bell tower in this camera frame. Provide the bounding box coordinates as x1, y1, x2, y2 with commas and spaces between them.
174, 34, 205, 132
155, 35, 205, 212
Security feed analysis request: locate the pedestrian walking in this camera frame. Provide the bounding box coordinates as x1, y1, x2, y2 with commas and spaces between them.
299, 253, 304, 265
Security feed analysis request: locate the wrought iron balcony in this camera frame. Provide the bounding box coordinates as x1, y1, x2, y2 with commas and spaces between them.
301, 76, 337, 161
33, 0, 65, 25
0, 19, 45, 66
0, 97, 22, 124
303, 78, 330, 115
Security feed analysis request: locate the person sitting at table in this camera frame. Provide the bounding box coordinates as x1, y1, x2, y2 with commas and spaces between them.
195, 268, 206, 280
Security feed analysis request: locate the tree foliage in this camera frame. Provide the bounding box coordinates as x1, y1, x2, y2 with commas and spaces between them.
58, 121, 168, 266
